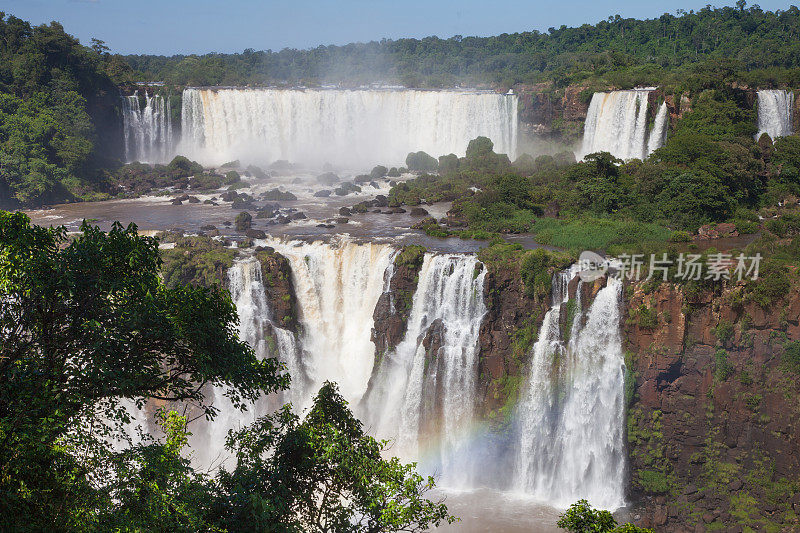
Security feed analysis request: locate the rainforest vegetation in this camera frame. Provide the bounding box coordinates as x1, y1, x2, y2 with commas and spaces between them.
122, 2, 800, 90
0, 211, 456, 532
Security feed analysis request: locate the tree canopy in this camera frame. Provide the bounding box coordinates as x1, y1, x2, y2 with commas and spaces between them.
0, 211, 454, 532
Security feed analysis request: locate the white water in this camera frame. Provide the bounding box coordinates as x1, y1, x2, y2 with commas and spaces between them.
580, 89, 666, 161
190, 244, 627, 514
513, 272, 626, 510
122, 91, 174, 164
647, 102, 669, 155
756, 89, 794, 141
180, 88, 518, 167
265, 238, 396, 408
362, 253, 487, 487
193, 257, 300, 468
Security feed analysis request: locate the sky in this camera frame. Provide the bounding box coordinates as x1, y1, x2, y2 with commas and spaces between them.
2, 0, 796, 56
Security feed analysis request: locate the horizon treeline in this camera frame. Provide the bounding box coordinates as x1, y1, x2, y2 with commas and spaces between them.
121, 2, 800, 89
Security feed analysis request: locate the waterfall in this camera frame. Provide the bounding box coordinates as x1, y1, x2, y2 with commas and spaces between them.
193, 257, 300, 468
362, 254, 487, 487
647, 102, 669, 155
122, 90, 174, 164
184, 243, 627, 507
180, 88, 518, 167
756, 89, 794, 141
513, 271, 626, 510
265, 238, 396, 408
580, 89, 666, 161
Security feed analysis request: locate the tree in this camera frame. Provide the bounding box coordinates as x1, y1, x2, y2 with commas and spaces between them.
0, 211, 285, 529
213, 382, 456, 533
0, 212, 454, 532
655, 171, 735, 229
557, 500, 653, 533
405, 151, 438, 173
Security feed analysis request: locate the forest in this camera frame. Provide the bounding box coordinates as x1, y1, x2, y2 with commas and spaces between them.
122, 3, 800, 89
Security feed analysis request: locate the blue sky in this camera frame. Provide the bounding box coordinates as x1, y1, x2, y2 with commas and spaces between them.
3, 0, 796, 55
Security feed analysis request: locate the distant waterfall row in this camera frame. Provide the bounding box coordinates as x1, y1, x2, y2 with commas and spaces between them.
194, 238, 627, 509
121, 91, 174, 164
179, 88, 518, 167
757, 89, 794, 141
580, 89, 669, 161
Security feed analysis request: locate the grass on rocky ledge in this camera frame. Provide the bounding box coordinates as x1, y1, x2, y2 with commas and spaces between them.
531, 216, 674, 253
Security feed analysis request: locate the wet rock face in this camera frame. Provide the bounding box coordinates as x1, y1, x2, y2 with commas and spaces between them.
624, 281, 800, 532
475, 260, 550, 420
516, 83, 591, 133
255, 249, 299, 333
371, 249, 425, 356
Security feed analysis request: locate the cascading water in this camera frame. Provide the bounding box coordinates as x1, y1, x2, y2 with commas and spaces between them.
180, 88, 518, 167
264, 238, 396, 408
580, 89, 667, 161
647, 102, 669, 155
756, 89, 794, 141
186, 242, 627, 512
362, 254, 487, 487
513, 271, 626, 510
122, 90, 174, 164
193, 257, 300, 468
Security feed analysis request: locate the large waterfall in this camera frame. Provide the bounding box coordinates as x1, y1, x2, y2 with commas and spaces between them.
513, 271, 626, 509
266, 238, 396, 407
361, 253, 487, 487
180, 88, 518, 167
121, 91, 174, 164
189, 240, 627, 512
580, 89, 668, 161
756, 89, 794, 141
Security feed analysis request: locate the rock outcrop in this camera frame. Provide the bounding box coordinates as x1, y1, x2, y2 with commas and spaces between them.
624, 280, 800, 532
371, 246, 425, 356
255, 248, 299, 333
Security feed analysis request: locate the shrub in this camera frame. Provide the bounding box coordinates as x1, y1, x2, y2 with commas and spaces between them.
713, 318, 734, 344
782, 341, 800, 374
235, 211, 252, 232
636, 305, 658, 330
370, 165, 388, 179
405, 151, 438, 173
746, 261, 790, 308
223, 170, 241, 184
520, 248, 552, 299
637, 470, 672, 494
669, 231, 692, 243
714, 349, 734, 381
394, 245, 426, 269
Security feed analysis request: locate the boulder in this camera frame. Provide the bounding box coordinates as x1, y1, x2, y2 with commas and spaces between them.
245, 229, 267, 239
410, 207, 429, 217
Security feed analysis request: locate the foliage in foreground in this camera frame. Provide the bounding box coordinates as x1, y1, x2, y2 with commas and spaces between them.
557, 500, 653, 533
0, 211, 454, 532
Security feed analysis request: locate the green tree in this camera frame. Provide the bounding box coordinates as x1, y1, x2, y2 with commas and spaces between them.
212, 382, 455, 533
0, 211, 285, 529
557, 500, 653, 533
